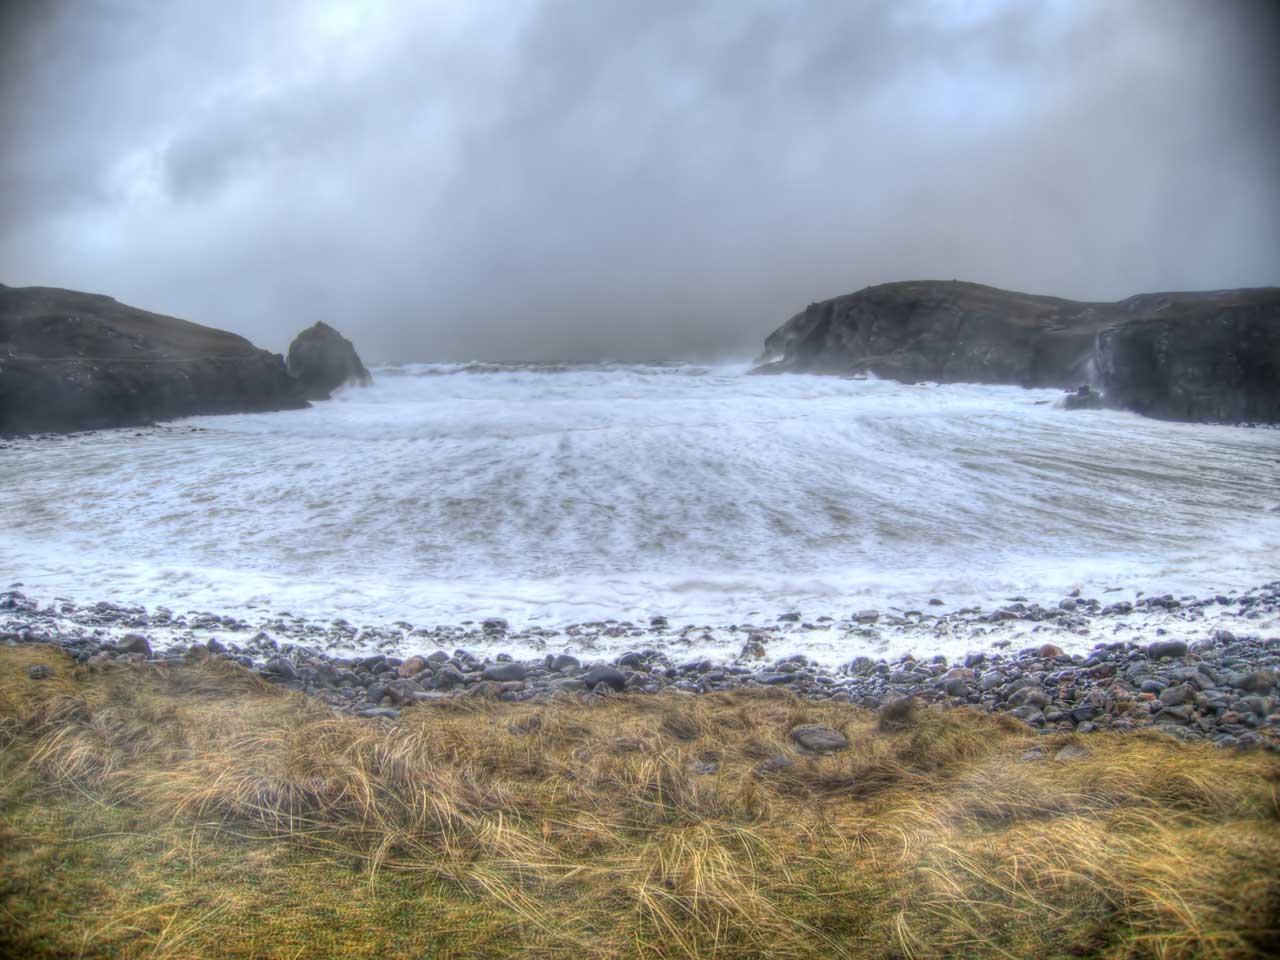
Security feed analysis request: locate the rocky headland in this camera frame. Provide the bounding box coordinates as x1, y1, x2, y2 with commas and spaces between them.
0, 284, 370, 434
754, 280, 1280, 423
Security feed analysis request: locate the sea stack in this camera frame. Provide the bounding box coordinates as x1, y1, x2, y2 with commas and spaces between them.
286, 322, 373, 400
0, 283, 308, 434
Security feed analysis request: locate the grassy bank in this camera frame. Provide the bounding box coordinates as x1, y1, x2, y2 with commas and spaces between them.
1, 643, 1277, 959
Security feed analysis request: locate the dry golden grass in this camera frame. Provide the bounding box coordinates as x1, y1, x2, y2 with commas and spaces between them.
1, 642, 1278, 959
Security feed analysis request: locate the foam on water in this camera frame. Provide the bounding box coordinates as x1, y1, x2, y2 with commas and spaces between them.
3, 363, 1278, 635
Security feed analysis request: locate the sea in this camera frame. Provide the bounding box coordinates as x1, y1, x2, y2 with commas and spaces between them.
3, 362, 1278, 657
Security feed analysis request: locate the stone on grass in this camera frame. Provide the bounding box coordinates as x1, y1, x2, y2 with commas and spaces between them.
789, 724, 849, 754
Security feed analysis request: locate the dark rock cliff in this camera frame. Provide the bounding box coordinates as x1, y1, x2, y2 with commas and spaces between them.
0, 284, 308, 434
754, 281, 1280, 422
286, 321, 372, 400
1096, 291, 1280, 423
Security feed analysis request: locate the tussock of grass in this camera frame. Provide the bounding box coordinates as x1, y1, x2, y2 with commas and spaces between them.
2, 642, 1278, 959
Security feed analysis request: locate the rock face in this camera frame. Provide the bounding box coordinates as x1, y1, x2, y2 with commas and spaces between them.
286, 322, 372, 400
754, 280, 1280, 422
0, 284, 307, 434
1095, 291, 1280, 423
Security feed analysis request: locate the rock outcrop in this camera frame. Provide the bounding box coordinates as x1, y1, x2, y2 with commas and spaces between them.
0, 284, 308, 434
1095, 291, 1280, 423
286, 322, 372, 400
754, 281, 1280, 422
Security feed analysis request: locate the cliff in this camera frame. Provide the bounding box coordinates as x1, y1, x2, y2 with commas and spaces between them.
0, 284, 308, 434
754, 281, 1280, 422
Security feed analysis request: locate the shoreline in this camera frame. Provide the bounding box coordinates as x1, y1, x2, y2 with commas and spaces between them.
5, 582, 1277, 750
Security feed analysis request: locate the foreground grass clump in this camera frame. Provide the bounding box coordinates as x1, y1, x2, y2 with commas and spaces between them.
1, 644, 1278, 959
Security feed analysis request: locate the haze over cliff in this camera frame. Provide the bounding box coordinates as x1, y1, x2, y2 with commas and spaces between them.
2, 0, 1278, 361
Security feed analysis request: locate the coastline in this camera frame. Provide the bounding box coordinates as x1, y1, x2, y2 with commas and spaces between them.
6, 582, 1277, 750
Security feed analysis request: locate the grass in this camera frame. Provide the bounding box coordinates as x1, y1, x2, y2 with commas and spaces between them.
1, 643, 1278, 959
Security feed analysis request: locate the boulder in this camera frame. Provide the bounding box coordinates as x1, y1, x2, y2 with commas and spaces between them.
0, 284, 308, 434
285, 322, 371, 400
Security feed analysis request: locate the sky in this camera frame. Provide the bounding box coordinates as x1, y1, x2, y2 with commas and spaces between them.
2, 0, 1278, 362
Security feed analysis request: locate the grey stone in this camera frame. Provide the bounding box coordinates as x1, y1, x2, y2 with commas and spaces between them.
1009, 688, 1050, 708
117, 633, 151, 656
584, 666, 627, 691
1233, 670, 1276, 693
941, 677, 969, 697
756, 672, 796, 685
1146, 640, 1188, 660
549, 654, 581, 673
1158, 683, 1193, 707
263, 657, 297, 680
482, 662, 527, 683
430, 666, 467, 689
789, 724, 849, 754
386, 678, 424, 704
1008, 705, 1045, 723
356, 707, 400, 720
978, 671, 1006, 691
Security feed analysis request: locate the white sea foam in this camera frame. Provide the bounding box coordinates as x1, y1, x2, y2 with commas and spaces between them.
3, 364, 1277, 637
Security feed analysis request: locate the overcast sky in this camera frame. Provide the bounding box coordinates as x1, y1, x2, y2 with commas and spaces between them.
2, 0, 1277, 362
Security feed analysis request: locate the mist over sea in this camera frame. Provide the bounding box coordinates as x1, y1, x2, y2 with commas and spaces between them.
4, 364, 1277, 635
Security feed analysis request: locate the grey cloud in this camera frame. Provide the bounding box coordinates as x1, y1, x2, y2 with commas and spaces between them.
1, 0, 1277, 362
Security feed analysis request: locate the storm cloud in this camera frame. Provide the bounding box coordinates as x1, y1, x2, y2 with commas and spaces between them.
2, 0, 1278, 362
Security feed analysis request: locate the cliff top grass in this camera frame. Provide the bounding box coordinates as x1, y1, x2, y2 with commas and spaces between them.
1, 643, 1278, 959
